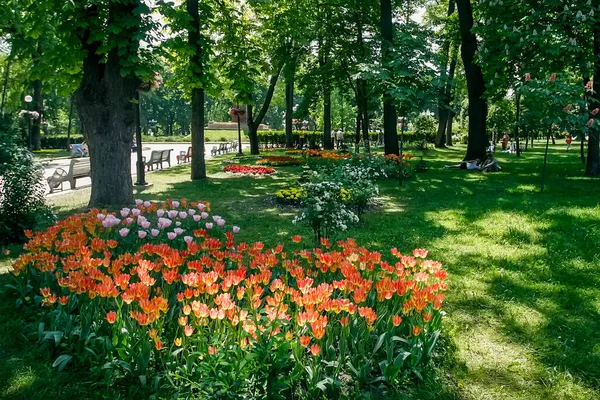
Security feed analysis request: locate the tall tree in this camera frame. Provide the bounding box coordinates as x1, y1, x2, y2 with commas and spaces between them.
434, 0, 456, 148
380, 0, 399, 155
456, 0, 488, 160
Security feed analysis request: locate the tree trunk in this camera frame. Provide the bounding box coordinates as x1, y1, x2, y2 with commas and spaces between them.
456, 0, 488, 161
246, 68, 282, 155
0, 54, 12, 116
361, 81, 370, 153
285, 77, 294, 148
66, 95, 74, 149
188, 0, 206, 180
435, 0, 456, 148
31, 79, 43, 151
586, 20, 600, 176
355, 112, 361, 152
581, 76, 590, 164
514, 91, 521, 156
445, 42, 459, 147
446, 111, 454, 146
380, 0, 399, 155
74, 2, 140, 207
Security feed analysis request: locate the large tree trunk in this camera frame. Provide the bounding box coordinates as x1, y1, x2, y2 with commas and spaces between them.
586, 21, 600, 176
435, 0, 456, 148
74, 3, 140, 207
456, 0, 488, 161
246, 68, 282, 155
188, 0, 206, 180
446, 111, 454, 146
380, 0, 399, 155
323, 86, 333, 149
285, 77, 294, 148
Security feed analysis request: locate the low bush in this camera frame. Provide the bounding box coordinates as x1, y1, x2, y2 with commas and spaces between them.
0, 133, 55, 244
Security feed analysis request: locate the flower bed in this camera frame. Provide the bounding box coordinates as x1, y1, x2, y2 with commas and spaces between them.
285, 149, 352, 160
223, 164, 276, 175
256, 155, 305, 166
11, 199, 447, 397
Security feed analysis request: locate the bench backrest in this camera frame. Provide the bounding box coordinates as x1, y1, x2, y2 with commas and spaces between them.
150, 151, 162, 162
70, 158, 91, 178
161, 149, 172, 160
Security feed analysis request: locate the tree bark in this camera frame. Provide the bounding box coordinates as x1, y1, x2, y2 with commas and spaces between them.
74, 3, 139, 207
246, 67, 282, 155
446, 111, 454, 145
285, 76, 294, 148
435, 0, 456, 148
456, 0, 488, 161
380, 0, 399, 155
188, 0, 206, 180
514, 91, 521, 156
586, 20, 600, 176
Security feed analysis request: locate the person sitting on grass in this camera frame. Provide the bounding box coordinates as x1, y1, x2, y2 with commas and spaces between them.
481, 151, 501, 172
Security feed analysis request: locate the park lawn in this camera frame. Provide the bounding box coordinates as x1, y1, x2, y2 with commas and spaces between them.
1, 142, 600, 399
142, 129, 249, 143
32, 149, 71, 159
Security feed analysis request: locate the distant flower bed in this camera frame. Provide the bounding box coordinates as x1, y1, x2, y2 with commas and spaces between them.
256, 156, 305, 166
285, 149, 351, 161
223, 164, 276, 175
11, 198, 448, 397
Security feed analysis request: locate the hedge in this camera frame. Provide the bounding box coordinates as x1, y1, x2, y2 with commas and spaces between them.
256, 130, 418, 147
40, 135, 84, 149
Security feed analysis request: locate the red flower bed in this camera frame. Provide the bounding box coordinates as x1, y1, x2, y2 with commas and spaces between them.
224, 164, 276, 175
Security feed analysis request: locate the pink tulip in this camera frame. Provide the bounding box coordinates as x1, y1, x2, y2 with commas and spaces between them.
550, 73, 556, 82
97, 213, 106, 221
135, 199, 143, 207
151, 229, 160, 237
131, 208, 141, 217
172, 201, 180, 208
233, 226, 240, 233
168, 210, 178, 219
120, 208, 130, 218
588, 118, 595, 127
198, 203, 206, 211
217, 219, 225, 227
206, 223, 214, 229
143, 201, 151, 208
213, 215, 221, 222
201, 212, 209, 219
118, 228, 130, 237
102, 220, 112, 228
167, 232, 177, 240
179, 211, 187, 219
141, 221, 151, 229
184, 236, 193, 244
525, 73, 531, 82
174, 228, 184, 235
157, 209, 165, 218
138, 231, 147, 239
592, 108, 599, 116
126, 217, 134, 225
193, 215, 201, 222
158, 217, 172, 229
188, 209, 196, 215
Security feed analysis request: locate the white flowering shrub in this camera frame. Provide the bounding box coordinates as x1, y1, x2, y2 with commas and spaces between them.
293, 181, 359, 244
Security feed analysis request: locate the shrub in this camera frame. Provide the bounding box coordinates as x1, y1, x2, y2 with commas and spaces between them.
0, 135, 55, 244
11, 199, 448, 397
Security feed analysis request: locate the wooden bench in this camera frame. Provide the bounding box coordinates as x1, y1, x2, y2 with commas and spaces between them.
144, 149, 172, 171
47, 158, 90, 193
210, 143, 228, 157
177, 147, 192, 164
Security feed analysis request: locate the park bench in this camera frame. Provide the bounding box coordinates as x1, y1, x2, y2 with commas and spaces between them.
210, 143, 228, 157
144, 149, 172, 171
47, 158, 91, 193
177, 147, 192, 164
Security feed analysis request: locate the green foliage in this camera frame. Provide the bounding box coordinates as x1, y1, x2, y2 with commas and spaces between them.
0, 131, 54, 244
413, 113, 437, 145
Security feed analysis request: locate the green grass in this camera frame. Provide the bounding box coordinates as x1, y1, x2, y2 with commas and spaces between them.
2, 142, 600, 399
32, 149, 71, 159
142, 129, 249, 143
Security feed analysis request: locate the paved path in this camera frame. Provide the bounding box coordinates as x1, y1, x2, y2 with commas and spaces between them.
41, 142, 247, 197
